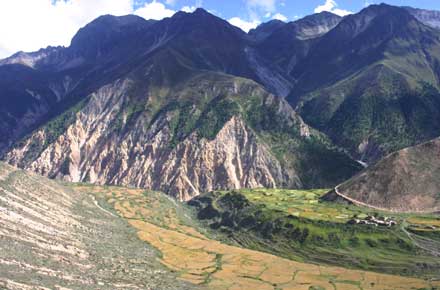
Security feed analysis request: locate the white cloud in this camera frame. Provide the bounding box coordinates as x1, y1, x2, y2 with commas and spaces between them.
246, 0, 276, 13
272, 13, 287, 22
134, 1, 175, 20
245, 0, 277, 21
364, 1, 375, 7
314, 0, 352, 16
181, 6, 197, 13
228, 17, 260, 32
244, 0, 286, 27
181, 0, 203, 13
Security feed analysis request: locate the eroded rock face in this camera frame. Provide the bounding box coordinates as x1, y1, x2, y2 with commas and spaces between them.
6, 79, 298, 201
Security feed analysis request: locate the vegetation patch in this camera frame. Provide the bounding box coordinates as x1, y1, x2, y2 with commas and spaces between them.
189, 188, 440, 279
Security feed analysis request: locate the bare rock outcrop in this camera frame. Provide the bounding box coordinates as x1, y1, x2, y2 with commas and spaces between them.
6, 79, 300, 201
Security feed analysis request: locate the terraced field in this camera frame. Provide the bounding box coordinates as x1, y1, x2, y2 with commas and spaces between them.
189, 189, 440, 279
236, 188, 363, 223
74, 185, 440, 290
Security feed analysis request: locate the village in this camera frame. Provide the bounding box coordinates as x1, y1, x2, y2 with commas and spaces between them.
348, 215, 398, 227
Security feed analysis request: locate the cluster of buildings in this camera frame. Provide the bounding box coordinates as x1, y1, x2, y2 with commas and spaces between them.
348, 215, 397, 227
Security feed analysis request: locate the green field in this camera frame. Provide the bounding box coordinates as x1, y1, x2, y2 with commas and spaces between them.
189, 188, 440, 279
236, 188, 368, 222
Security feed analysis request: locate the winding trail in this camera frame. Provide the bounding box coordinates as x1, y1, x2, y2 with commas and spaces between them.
333, 185, 391, 212
333, 186, 440, 214
90, 195, 118, 217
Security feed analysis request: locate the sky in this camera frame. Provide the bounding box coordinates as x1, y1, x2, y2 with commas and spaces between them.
1, 0, 440, 59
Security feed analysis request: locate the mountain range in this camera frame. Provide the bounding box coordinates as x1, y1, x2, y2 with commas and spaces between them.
1, 3, 440, 202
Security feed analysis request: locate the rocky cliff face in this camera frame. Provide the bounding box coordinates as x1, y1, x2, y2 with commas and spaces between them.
5, 78, 292, 201
5, 74, 360, 200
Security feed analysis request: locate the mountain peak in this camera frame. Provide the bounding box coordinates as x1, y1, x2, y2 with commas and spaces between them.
249, 20, 286, 41
193, 7, 210, 15
174, 7, 213, 19
69, 14, 153, 59
359, 3, 413, 17
313, 11, 341, 18
168, 5, 245, 38
322, 3, 417, 42
85, 14, 150, 27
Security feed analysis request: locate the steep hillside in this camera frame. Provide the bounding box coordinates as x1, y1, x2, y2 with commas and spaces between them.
323, 137, 440, 212
5, 4, 440, 199
0, 65, 58, 153
0, 8, 348, 153
256, 11, 341, 73
5, 71, 360, 200
0, 15, 156, 154
247, 12, 341, 97
0, 162, 194, 289
291, 4, 440, 162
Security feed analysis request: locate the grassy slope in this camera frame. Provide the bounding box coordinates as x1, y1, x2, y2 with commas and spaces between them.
189, 188, 440, 279
299, 63, 440, 161
293, 6, 440, 162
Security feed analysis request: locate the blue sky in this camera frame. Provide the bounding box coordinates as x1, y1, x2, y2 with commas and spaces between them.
143, 0, 440, 25
158, 0, 440, 19
0, 0, 440, 59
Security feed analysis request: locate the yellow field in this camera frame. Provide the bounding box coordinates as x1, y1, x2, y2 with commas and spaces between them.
74, 185, 439, 290
407, 216, 440, 227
